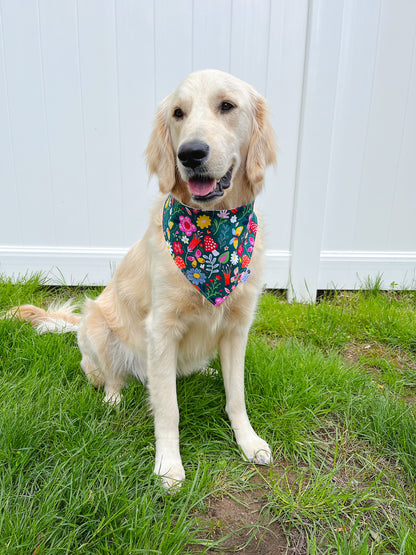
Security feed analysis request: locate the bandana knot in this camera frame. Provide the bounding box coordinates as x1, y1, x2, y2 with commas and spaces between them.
162, 194, 258, 305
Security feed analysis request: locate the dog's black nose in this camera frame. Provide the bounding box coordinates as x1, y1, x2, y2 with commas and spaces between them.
177, 141, 210, 169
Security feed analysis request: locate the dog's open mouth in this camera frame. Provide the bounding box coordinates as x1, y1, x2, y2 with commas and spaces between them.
188, 168, 233, 201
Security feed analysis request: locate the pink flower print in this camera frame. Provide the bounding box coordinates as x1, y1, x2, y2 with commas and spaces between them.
179, 215, 197, 236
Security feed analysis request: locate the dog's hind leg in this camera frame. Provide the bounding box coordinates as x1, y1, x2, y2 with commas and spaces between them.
79, 350, 124, 404
80, 352, 105, 388
77, 298, 126, 405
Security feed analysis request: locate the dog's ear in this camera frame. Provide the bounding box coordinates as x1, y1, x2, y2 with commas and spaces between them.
246, 92, 276, 191
146, 95, 176, 193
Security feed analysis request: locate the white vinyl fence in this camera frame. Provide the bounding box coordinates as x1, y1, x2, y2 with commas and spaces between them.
1, 0, 415, 301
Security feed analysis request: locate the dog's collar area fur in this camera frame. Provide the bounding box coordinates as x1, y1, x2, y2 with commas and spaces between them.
162, 194, 258, 305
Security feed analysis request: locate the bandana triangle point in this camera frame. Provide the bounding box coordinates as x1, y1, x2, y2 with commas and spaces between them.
162, 194, 257, 306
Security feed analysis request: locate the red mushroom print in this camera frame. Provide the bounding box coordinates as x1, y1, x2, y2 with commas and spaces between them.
203, 236, 219, 255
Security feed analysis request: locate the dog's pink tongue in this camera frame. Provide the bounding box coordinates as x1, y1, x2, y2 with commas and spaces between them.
189, 179, 215, 197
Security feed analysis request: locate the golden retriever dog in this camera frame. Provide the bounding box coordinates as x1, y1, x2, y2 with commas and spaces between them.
7, 70, 276, 488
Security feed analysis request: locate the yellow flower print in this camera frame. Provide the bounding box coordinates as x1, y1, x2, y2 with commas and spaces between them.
196, 214, 211, 229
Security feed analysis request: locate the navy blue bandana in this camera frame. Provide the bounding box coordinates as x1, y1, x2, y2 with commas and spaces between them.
162, 194, 258, 305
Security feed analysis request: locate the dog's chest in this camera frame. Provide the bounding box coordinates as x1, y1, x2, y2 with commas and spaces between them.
176, 304, 229, 373
188, 303, 226, 337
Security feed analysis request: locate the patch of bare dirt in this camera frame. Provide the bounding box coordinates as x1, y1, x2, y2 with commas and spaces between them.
343, 341, 416, 405
405, 393, 416, 405
194, 464, 305, 554
193, 424, 414, 554
343, 341, 416, 372
198, 429, 413, 551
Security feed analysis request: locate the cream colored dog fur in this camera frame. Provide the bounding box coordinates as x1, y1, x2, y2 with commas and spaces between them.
8, 70, 276, 489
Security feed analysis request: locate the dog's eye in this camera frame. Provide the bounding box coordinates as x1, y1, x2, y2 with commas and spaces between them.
173, 108, 184, 120
220, 101, 235, 113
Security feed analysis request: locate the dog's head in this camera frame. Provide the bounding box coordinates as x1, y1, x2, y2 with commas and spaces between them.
146, 69, 276, 208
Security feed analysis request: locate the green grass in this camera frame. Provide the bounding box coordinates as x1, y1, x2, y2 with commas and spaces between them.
0, 275, 415, 553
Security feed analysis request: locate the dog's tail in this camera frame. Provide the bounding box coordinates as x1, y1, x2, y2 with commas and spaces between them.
4, 300, 81, 334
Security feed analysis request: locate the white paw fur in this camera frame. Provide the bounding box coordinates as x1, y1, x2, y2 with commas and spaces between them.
239, 434, 273, 466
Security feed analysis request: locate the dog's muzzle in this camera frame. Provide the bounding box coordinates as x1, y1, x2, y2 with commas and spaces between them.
177, 140, 233, 202
188, 168, 233, 201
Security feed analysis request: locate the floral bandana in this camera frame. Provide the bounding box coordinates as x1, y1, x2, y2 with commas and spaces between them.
162, 194, 258, 305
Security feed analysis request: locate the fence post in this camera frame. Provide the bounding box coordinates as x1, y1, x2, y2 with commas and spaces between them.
288, 0, 344, 302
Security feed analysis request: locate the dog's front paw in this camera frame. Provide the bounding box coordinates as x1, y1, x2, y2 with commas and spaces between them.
156, 464, 186, 491
154, 446, 185, 491
239, 434, 273, 466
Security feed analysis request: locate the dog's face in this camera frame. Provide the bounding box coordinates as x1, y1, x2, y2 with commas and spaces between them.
146, 70, 276, 208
